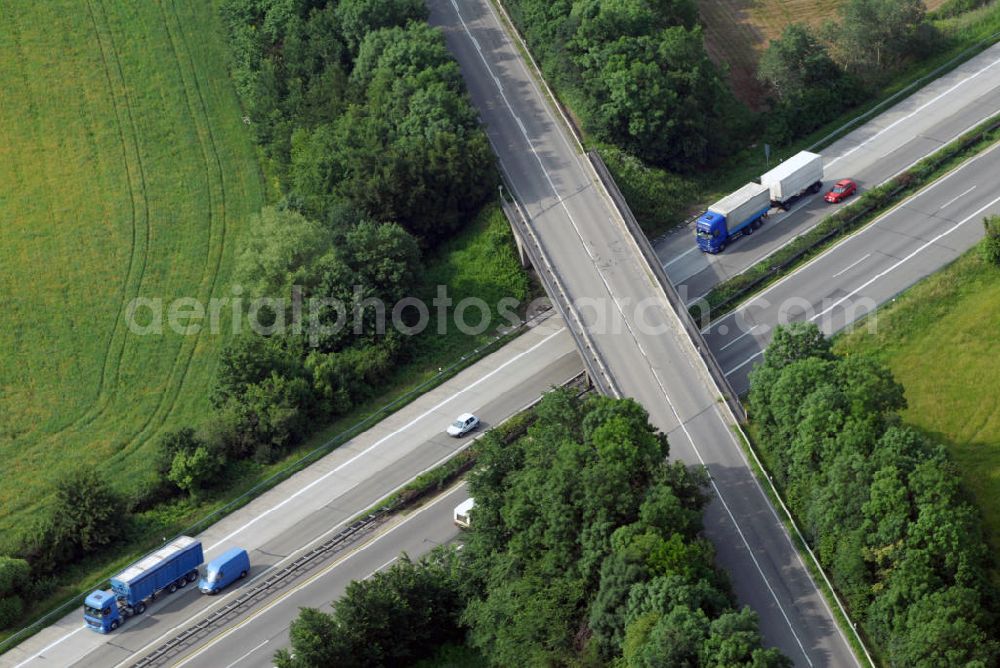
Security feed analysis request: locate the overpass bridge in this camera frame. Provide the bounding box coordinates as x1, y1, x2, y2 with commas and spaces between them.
430, 0, 860, 665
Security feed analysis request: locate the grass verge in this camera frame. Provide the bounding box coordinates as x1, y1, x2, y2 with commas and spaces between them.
693, 113, 1000, 324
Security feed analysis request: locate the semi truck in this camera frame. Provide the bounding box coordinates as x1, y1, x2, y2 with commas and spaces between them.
695, 182, 771, 253
760, 150, 824, 209
84, 536, 203, 633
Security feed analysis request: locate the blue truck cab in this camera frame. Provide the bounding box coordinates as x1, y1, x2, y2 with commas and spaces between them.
199, 548, 250, 594
695, 182, 772, 254
84, 590, 122, 633
696, 211, 727, 253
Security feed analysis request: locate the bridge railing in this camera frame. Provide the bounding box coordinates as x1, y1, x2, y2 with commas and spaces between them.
587, 151, 747, 422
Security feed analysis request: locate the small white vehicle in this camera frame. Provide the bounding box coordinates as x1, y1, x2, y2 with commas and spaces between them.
447, 413, 479, 437
454, 498, 475, 529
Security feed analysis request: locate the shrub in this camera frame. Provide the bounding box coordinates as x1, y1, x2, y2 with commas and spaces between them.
980, 215, 1000, 265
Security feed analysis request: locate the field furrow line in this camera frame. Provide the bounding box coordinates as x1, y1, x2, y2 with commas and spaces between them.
50, 0, 152, 440
116, 0, 232, 455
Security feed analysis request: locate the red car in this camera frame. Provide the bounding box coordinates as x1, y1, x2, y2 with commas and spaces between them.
824, 178, 858, 203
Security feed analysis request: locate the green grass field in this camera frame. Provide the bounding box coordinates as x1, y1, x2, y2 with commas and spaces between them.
0, 0, 264, 549
835, 250, 1000, 554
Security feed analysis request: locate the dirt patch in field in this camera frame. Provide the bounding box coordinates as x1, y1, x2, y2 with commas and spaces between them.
700, 0, 950, 108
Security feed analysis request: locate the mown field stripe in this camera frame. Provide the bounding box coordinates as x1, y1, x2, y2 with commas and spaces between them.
113, 0, 231, 455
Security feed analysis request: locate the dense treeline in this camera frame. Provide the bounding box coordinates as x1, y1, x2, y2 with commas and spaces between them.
757, 0, 935, 142
222, 0, 494, 242
749, 323, 999, 666
277, 390, 790, 667
505, 0, 746, 170
505, 0, 946, 175
142, 0, 501, 490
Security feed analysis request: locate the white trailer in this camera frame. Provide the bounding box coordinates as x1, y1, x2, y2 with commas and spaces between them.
454, 498, 475, 529
760, 151, 824, 209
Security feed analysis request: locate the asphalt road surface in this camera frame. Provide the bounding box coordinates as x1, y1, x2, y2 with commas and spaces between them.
155, 130, 1000, 667
657, 42, 1000, 300
137, 484, 470, 668
3, 318, 581, 668
7, 10, 1000, 668
430, 0, 858, 665
708, 141, 1000, 394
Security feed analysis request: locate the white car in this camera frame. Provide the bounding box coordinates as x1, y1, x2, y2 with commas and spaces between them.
447, 413, 479, 437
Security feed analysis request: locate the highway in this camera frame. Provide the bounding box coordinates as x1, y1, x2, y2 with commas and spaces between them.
113, 131, 1000, 667
136, 485, 470, 668
708, 140, 1000, 394
430, 0, 857, 665
63, 131, 999, 668
2, 317, 581, 668
6, 8, 1000, 668
657, 41, 1000, 301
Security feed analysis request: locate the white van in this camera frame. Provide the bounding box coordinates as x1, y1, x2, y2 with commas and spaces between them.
453, 498, 475, 529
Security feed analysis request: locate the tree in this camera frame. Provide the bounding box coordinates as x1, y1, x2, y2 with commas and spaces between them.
0, 556, 30, 629
278, 555, 465, 667
234, 206, 336, 300
154, 427, 206, 474
980, 215, 1000, 265
344, 221, 421, 304
701, 608, 792, 667
760, 322, 832, 371
274, 607, 343, 668
747, 328, 999, 665
757, 23, 865, 142
829, 0, 926, 72
589, 551, 648, 658
22, 467, 129, 571
462, 391, 780, 666
168, 445, 225, 498
289, 23, 495, 242
758, 24, 840, 101
335, 0, 428, 54
213, 334, 306, 408
578, 27, 737, 169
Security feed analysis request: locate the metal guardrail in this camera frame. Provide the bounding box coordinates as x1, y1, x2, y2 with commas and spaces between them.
702, 114, 1000, 321
587, 152, 747, 422
128, 370, 591, 667
500, 196, 621, 398
0, 308, 554, 657
805, 30, 1000, 155
131, 512, 388, 667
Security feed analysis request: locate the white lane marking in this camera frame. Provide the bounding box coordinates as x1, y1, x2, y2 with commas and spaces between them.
716, 141, 1000, 328
12, 626, 86, 668
205, 325, 565, 551
832, 253, 871, 278
111, 371, 581, 668
449, 3, 814, 663
662, 244, 700, 268
364, 556, 398, 580
725, 350, 765, 377
940, 185, 976, 210
20, 328, 566, 668
223, 639, 268, 668
723, 192, 1000, 377
170, 486, 466, 668
826, 55, 1000, 168
812, 193, 1000, 322
719, 325, 760, 351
